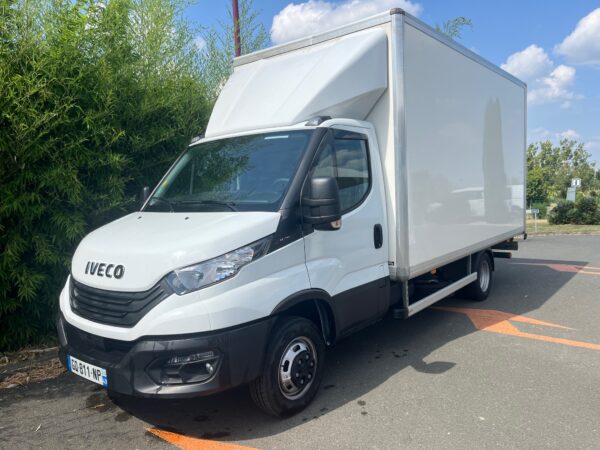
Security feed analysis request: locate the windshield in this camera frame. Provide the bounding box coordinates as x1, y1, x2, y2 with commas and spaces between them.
144, 130, 313, 213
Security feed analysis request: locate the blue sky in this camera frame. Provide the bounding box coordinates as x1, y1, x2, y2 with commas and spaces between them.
186, 0, 600, 162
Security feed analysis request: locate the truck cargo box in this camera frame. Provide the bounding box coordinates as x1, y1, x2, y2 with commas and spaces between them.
208, 9, 526, 282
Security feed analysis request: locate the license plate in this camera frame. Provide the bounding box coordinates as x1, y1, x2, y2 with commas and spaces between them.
68, 355, 108, 387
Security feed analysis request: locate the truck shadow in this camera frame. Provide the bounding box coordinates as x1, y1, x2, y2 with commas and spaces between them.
112, 256, 588, 443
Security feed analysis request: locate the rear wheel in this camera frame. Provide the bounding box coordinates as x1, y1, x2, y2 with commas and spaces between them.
250, 316, 325, 417
462, 252, 493, 301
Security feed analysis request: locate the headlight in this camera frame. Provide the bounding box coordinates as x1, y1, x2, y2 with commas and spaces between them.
165, 236, 271, 295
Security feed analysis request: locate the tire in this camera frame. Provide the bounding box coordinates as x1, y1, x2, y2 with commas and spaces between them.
462, 252, 493, 301
249, 316, 325, 418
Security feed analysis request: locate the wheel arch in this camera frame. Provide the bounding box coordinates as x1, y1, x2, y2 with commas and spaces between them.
471, 249, 495, 271
271, 290, 337, 346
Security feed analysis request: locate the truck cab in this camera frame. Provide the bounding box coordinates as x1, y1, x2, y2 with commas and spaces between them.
59, 119, 392, 416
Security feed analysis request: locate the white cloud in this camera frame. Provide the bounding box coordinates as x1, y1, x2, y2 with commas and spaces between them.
271, 0, 422, 44
502, 46, 579, 106
555, 8, 600, 66
586, 138, 600, 150
528, 64, 577, 106
501, 44, 553, 82
529, 127, 582, 144
558, 129, 580, 140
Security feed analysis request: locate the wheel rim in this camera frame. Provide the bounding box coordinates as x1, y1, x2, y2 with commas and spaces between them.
278, 336, 317, 400
479, 259, 491, 292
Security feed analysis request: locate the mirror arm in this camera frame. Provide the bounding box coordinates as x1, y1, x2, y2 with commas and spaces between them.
140, 186, 150, 210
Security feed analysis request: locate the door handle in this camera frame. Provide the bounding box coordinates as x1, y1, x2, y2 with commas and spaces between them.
374, 224, 383, 249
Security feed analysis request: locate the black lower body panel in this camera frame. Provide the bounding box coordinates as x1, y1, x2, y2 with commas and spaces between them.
57, 314, 275, 398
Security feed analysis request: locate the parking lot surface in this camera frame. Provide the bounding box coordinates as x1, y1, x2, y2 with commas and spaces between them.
1, 235, 599, 449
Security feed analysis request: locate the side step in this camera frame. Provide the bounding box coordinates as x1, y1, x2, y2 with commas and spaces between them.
393, 272, 477, 319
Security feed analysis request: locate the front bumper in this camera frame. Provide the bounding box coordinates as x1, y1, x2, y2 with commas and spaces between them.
57, 314, 274, 398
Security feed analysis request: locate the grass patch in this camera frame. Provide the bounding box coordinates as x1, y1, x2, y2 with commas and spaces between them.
526, 219, 600, 235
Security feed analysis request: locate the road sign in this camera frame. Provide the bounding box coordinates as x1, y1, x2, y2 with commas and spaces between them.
571, 178, 581, 187
527, 208, 540, 214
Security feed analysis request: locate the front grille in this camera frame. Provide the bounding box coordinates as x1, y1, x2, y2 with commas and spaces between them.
63, 319, 135, 365
70, 277, 172, 327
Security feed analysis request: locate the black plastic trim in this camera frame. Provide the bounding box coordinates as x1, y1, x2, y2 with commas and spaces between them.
278, 128, 329, 212
271, 289, 336, 344
272, 288, 334, 314
70, 277, 172, 328
374, 224, 383, 249
271, 128, 329, 250
333, 277, 390, 337
58, 313, 275, 398
492, 240, 518, 251
271, 278, 391, 342
268, 207, 304, 253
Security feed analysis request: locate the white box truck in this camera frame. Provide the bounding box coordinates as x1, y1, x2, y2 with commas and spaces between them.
58, 8, 526, 417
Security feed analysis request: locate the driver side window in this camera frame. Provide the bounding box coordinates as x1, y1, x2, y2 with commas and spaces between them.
311, 133, 371, 213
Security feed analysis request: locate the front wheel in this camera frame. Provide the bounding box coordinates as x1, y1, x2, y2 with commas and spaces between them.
249, 316, 325, 417
462, 252, 493, 301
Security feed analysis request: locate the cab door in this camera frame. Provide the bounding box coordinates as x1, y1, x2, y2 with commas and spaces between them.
303, 126, 389, 336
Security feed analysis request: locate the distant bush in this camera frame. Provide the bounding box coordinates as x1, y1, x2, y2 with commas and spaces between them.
548, 201, 574, 224
548, 197, 600, 225
572, 197, 600, 224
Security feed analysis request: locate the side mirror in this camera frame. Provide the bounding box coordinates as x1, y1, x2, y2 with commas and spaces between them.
139, 186, 150, 209
302, 177, 342, 230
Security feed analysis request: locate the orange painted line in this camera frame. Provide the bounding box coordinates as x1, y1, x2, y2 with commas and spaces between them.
147, 428, 258, 450
579, 270, 600, 276
576, 265, 600, 271
434, 307, 600, 351
435, 307, 572, 330
508, 330, 600, 351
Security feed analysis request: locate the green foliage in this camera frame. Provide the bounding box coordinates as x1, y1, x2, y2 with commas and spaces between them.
200, 0, 268, 100
548, 197, 600, 225
572, 196, 600, 224
529, 201, 550, 219
435, 16, 472, 40
547, 200, 575, 224
526, 165, 548, 204
0, 0, 210, 350
526, 139, 599, 205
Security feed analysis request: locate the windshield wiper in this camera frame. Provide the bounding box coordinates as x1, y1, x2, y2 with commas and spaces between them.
149, 196, 175, 212
176, 200, 238, 212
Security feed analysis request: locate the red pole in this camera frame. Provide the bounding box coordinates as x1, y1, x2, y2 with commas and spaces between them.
232, 0, 241, 57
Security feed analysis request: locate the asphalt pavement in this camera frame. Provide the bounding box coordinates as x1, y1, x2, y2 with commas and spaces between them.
1, 235, 599, 450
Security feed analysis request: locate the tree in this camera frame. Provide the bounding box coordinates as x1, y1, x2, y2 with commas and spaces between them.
527, 165, 548, 204
0, 0, 209, 350
526, 139, 598, 205
435, 16, 472, 40
200, 0, 268, 101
